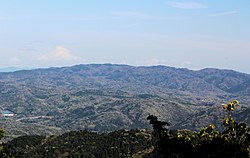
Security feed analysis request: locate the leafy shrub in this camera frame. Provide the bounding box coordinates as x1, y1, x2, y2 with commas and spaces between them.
0, 129, 13, 158
149, 100, 250, 158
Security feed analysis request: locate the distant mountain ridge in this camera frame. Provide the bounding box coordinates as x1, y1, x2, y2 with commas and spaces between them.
3, 64, 249, 95
0, 64, 249, 136
0, 67, 22, 72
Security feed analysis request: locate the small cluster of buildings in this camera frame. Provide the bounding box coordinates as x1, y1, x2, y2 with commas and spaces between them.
0, 109, 15, 117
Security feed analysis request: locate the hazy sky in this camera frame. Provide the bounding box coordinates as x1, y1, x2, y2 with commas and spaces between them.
0, 0, 250, 73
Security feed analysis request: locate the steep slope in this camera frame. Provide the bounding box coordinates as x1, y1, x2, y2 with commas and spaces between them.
197, 68, 250, 93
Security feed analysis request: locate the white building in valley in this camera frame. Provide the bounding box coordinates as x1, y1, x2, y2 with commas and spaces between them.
1, 110, 15, 117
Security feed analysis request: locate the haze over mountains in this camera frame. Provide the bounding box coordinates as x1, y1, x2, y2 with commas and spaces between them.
0, 64, 250, 138
0, 67, 22, 73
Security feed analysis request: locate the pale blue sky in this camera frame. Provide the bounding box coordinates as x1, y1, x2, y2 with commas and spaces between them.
0, 0, 250, 73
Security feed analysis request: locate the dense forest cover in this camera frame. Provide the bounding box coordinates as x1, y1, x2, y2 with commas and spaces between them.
1, 64, 250, 134
0, 100, 249, 157
1, 130, 154, 158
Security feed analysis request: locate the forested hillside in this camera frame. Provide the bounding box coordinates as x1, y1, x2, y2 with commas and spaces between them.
0, 64, 250, 136
4, 129, 154, 158
1, 100, 249, 158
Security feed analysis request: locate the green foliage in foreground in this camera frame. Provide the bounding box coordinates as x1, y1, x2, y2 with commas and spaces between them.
0, 129, 13, 158
149, 100, 250, 158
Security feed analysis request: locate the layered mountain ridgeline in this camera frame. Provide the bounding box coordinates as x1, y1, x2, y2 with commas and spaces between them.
0, 64, 250, 136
